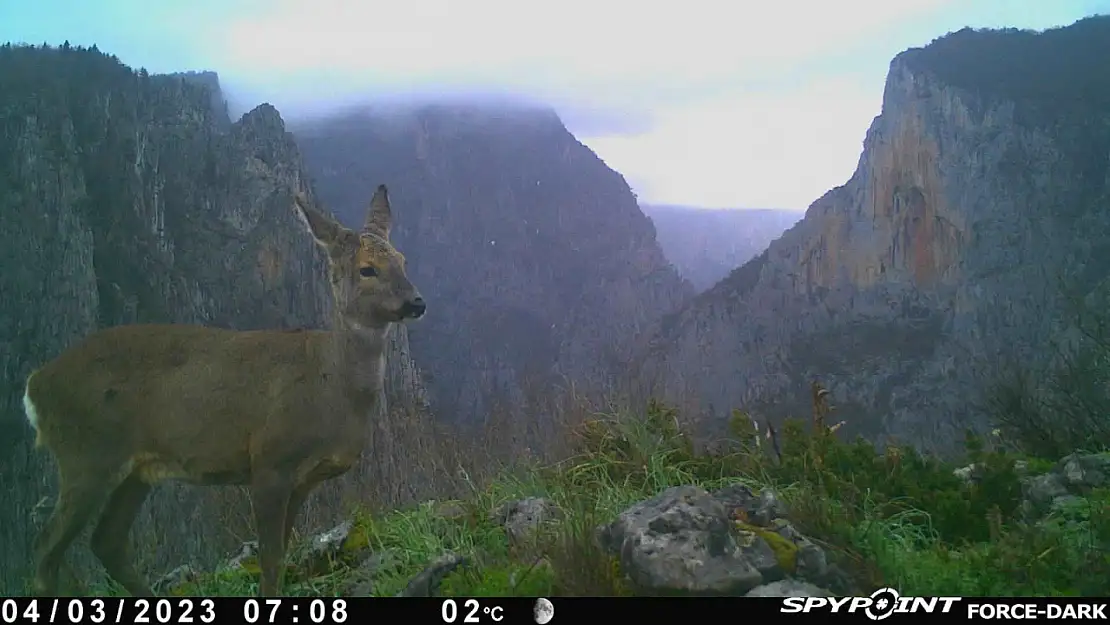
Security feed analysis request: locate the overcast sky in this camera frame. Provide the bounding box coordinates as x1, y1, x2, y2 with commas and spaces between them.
3, 0, 1108, 210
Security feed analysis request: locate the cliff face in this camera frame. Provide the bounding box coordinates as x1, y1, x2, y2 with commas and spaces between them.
639, 17, 1110, 450
642, 205, 801, 291
295, 104, 692, 425
0, 45, 427, 593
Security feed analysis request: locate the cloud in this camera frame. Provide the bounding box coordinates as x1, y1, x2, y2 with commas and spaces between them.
5, 0, 1106, 209
212, 0, 953, 112
548, 101, 655, 138
585, 75, 879, 209
206, 0, 956, 151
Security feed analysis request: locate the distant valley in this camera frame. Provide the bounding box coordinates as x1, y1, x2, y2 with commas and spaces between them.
642, 205, 801, 291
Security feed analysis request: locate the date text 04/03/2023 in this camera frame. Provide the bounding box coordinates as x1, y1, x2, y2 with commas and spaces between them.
0, 598, 353, 625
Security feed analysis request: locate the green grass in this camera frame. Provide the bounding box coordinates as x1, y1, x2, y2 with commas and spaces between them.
106, 401, 1109, 598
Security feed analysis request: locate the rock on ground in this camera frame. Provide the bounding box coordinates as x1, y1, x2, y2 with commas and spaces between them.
598, 484, 839, 596
1022, 452, 1110, 518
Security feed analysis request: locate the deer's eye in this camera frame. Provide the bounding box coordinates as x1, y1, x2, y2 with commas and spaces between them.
359, 266, 378, 278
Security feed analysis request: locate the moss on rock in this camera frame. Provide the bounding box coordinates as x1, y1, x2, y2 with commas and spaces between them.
735, 521, 799, 573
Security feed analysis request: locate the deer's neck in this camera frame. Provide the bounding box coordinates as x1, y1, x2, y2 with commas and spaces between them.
327, 320, 390, 400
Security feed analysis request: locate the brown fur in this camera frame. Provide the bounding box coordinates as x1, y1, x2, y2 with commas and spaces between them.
24, 185, 425, 597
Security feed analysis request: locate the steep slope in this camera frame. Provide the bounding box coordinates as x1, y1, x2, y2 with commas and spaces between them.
642, 205, 801, 290
0, 45, 428, 593
295, 104, 692, 425
638, 17, 1110, 451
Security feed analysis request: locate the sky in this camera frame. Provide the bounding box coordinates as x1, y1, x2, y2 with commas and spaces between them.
3, 0, 1109, 210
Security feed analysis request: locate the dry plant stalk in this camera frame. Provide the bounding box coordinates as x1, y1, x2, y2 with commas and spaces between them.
809, 381, 847, 469
811, 381, 845, 435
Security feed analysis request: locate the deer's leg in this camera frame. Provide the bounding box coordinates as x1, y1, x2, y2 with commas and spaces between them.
282, 482, 315, 553
251, 473, 292, 597
32, 475, 115, 596
90, 472, 153, 597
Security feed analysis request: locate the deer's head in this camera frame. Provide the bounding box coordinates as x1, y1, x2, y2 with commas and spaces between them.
295, 185, 425, 329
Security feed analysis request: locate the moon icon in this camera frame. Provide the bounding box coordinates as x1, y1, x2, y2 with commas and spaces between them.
533, 597, 555, 624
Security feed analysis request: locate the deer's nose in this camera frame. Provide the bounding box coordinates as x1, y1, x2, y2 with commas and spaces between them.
403, 297, 426, 318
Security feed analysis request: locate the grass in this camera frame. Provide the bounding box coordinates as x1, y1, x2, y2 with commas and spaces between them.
117, 396, 1109, 599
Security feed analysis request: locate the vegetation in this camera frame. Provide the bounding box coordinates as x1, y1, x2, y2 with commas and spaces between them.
82, 384, 1107, 598
987, 327, 1110, 460
903, 15, 1110, 120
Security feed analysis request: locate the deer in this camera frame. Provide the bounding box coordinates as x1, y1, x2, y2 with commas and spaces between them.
22, 184, 425, 597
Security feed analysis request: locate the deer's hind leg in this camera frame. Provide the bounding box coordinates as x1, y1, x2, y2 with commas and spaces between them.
90, 472, 153, 596
32, 467, 120, 596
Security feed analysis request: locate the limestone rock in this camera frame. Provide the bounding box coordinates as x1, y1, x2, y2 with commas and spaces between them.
598, 485, 767, 595
599, 484, 842, 596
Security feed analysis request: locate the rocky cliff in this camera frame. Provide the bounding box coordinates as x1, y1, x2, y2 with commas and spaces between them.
0, 45, 428, 593
294, 103, 692, 426
643, 205, 801, 291
638, 17, 1110, 451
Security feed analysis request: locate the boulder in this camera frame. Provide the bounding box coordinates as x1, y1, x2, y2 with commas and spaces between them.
598, 483, 843, 596
598, 485, 769, 595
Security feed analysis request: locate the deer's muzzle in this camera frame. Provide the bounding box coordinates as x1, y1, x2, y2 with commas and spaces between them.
400, 297, 426, 319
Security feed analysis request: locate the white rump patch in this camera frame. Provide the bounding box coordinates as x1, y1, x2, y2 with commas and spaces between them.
23, 377, 39, 434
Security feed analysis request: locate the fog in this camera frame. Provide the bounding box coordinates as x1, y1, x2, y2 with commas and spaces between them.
3, 0, 1107, 208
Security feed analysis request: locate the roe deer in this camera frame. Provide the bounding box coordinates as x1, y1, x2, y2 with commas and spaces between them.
23, 185, 425, 597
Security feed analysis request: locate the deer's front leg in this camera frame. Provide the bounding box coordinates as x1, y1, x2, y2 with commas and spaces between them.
250, 472, 293, 597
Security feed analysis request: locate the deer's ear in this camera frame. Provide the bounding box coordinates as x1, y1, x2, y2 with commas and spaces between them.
363, 184, 392, 238
294, 193, 354, 253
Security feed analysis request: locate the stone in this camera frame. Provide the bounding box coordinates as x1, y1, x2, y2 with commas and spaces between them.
1058, 452, 1110, 490
222, 541, 259, 572
297, 520, 366, 577
151, 565, 198, 595
710, 482, 789, 525
598, 485, 766, 595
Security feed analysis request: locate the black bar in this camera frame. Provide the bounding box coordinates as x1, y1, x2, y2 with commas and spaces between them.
1, 596, 1106, 624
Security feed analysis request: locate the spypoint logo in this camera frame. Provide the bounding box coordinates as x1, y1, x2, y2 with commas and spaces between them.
865, 588, 903, 620
780, 587, 961, 620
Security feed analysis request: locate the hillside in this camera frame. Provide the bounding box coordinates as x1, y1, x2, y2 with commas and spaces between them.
635, 16, 1110, 452
643, 205, 801, 291
293, 104, 693, 428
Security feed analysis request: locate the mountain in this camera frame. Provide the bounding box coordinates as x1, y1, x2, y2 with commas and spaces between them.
642, 205, 801, 291
635, 16, 1110, 452
293, 103, 693, 426
0, 45, 428, 593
